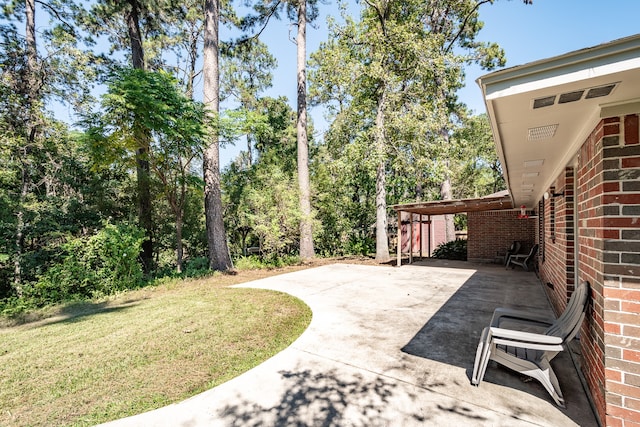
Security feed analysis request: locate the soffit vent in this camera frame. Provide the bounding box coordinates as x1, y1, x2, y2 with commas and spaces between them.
558, 90, 584, 104
528, 124, 558, 141
531, 83, 618, 109
533, 95, 556, 109
585, 84, 616, 99
524, 159, 544, 168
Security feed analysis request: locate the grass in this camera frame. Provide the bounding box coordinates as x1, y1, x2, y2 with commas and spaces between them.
0, 269, 312, 427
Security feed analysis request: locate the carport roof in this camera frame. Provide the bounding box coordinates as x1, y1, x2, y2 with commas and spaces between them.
391, 190, 513, 216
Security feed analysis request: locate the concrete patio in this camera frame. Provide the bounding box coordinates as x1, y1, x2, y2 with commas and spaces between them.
102, 260, 598, 426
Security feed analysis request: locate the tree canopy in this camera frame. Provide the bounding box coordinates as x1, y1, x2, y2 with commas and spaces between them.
0, 0, 522, 312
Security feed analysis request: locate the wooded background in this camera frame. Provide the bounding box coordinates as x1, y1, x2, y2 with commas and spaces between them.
0, 0, 522, 311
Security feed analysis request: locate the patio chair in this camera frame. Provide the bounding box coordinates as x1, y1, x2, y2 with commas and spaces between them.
506, 244, 538, 271
502, 241, 521, 266
471, 281, 590, 407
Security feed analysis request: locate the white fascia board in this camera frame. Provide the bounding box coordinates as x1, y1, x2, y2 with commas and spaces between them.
485, 57, 640, 100
477, 34, 640, 101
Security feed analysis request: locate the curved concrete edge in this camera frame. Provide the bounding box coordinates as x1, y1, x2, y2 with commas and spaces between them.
99, 263, 596, 427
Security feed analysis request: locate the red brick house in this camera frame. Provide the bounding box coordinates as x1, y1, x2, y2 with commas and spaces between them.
477, 34, 640, 427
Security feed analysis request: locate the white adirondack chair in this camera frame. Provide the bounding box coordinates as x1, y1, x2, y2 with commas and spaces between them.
506, 244, 539, 271
471, 281, 590, 407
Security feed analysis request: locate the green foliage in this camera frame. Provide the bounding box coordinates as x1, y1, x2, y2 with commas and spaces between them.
432, 239, 468, 261
450, 113, 506, 198
87, 68, 207, 165
182, 257, 211, 277
246, 166, 301, 256
311, 141, 377, 256
222, 96, 306, 261
29, 222, 145, 305
234, 255, 301, 270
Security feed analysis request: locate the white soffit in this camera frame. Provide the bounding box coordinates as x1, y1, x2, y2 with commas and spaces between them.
477, 34, 640, 208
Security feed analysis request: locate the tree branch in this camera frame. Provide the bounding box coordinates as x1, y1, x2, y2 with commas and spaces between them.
444, 0, 493, 54
34, 0, 77, 36
362, 0, 388, 36
241, 1, 283, 42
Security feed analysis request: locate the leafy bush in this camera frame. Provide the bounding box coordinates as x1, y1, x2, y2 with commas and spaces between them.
432, 239, 467, 261
182, 257, 211, 278
30, 222, 145, 305
234, 254, 301, 270
345, 235, 375, 256
234, 256, 267, 271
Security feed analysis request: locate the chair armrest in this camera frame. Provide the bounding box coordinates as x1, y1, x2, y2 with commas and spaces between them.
491, 307, 555, 328
489, 326, 564, 351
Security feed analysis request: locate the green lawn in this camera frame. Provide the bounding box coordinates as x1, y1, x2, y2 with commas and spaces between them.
0, 272, 312, 427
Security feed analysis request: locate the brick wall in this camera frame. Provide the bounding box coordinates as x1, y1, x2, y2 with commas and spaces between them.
539, 168, 576, 315
598, 115, 640, 427
467, 209, 536, 263
545, 114, 640, 426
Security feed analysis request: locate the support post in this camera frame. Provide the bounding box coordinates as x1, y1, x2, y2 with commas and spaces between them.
397, 211, 402, 267
409, 213, 413, 264
428, 215, 432, 258
419, 214, 423, 260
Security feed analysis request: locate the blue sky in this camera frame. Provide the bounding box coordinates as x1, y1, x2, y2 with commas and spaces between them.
220, 0, 640, 165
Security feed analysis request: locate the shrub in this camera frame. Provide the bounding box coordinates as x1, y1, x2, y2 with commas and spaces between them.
432, 239, 467, 261
183, 257, 212, 278
31, 222, 145, 305
234, 254, 301, 270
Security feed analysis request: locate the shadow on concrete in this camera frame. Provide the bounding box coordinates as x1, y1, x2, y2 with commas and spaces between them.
401, 265, 547, 370
400, 261, 596, 425
216, 369, 427, 427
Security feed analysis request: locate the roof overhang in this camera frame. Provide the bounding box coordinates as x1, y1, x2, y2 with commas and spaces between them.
477, 34, 640, 208
392, 191, 513, 216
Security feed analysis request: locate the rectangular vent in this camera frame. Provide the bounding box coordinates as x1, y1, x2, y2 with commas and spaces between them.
558, 90, 584, 104
528, 124, 558, 141
586, 84, 616, 99
524, 159, 544, 168
533, 95, 556, 109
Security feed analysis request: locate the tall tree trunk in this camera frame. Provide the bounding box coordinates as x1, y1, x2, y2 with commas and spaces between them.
125, 0, 144, 69
175, 213, 184, 273
440, 173, 456, 242
374, 88, 390, 263
185, 24, 199, 99
25, 0, 37, 90
125, 0, 153, 273
203, 0, 233, 271
296, 0, 314, 260
439, 127, 456, 242
13, 0, 39, 293
13, 164, 28, 297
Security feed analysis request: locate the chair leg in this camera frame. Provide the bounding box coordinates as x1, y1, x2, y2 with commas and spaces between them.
472, 327, 492, 385
528, 359, 565, 407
